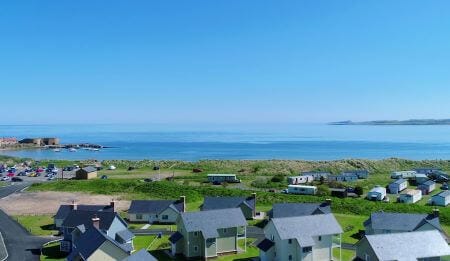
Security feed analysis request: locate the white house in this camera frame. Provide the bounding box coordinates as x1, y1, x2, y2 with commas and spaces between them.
398, 189, 422, 204
257, 214, 343, 261
431, 191, 450, 206
287, 185, 317, 195
391, 171, 417, 179
367, 186, 386, 201
388, 179, 407, 194
288, 175, 314, 185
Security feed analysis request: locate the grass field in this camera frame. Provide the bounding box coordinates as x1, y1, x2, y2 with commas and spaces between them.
334, 213, 367, 244
15, 215, 58, 236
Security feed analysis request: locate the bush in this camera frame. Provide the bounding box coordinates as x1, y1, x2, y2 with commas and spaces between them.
317, 185, 330, 196
271, 175, 285, 183
354, 186, 364, 196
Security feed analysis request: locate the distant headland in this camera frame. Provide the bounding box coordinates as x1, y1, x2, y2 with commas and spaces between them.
329, 119, 450, 125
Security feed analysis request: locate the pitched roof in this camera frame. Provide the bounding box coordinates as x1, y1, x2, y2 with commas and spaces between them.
421, 180, 436, 186
61, 210, 125, 230
180, 208, 247, 239
363, 230, 450, 261
363, 212, 441, 232
55, 204, 113, 220
116, 229, 135, 243
369, 187, 385, 193
257, 238, 275, 252
71, 227, 130, 260
271, 214, 342, 247
269, 203, 331, 218
202, 196, 255, 211
435, 191, 450, 198
81, 166, 97, 173
122, 249, 157, 261
391, 178, 407, 185
128, 200, 183, 214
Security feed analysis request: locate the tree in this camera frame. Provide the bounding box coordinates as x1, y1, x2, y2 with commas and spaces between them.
354, 185, 364, 196
317, 185, 330, 196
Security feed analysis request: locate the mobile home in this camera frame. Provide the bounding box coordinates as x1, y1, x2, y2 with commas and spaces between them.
367, 186, 386, 201
207, 174, 240, 183
287, 185, 317, 195
288, 175, 314, 185
398, 189, 422, 204
388, 179, 407, 194
391, 171, 417, 179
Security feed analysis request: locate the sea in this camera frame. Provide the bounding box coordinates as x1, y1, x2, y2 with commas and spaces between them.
1, 124, 450, 161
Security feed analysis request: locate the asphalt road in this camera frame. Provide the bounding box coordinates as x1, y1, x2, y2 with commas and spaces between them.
0, 183, 52, 261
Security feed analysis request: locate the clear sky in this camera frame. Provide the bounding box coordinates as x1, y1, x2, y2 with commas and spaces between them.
1, 1, 450, 125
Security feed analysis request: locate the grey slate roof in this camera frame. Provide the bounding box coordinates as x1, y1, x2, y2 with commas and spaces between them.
122, 249, 157, 261
55, 204, 113, 220
201, 196, 255, 211
435, 190, 450, 198
363, 230, 450, 261
180, 208, 247, 239
271, 214, 342, 247
62, 210, 125, 230
128, 200, 183, 214
363, 212, 441, 232
269, 203, 331, 218
116, 229, 135, 243
81, 166, 97, 173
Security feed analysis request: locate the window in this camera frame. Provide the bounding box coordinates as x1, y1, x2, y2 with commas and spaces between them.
364, 253, 370, 261
288, 239, 292, 244
223, 228, 227, 233
194, 246, 198, 252
289, 255, 293, 260
271, 234, 275, 241
318, 236, 322, 241
162, 215, 168, 220
193, 231, 198, 237
302, 247, 312, 253
136, 214, 143, 220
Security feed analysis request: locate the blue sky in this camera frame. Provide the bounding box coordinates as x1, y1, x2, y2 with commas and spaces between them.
1, 1, 450, 124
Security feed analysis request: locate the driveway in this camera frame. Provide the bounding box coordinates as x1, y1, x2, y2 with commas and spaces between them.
0, 183, 53, 261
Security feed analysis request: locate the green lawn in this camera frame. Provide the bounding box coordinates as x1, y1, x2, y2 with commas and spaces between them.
217, 238, 259, 260
15, 215, 58, 236
40, 241, 67, 261
333, 248, 355, 261
334, 213, 367, 244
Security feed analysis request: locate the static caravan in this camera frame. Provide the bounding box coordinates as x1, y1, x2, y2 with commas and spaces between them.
398, 189, 422, 204
287, 185, 317, 195
343, 170, 369, 179
287, 175, 313, 185
388, 179, 408, 194
367, 186, 386, 201
414, 174, 429, 185
391, 171, 417, 179
418, 180, 436, 195
431, 191, 450, 206
302, 171, 330, 181
207, 174, 240, 183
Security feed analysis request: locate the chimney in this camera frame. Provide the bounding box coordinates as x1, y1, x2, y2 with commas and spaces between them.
325, 198, 332, 206
110, 199, 116, 212
251, 193, 257, 217
70, 200, 77, 210
433, 208, 440, 218
180, 196, 186, 212
92, 215, 100, 229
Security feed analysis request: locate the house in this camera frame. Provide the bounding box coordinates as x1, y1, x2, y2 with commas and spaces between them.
301, 171, 330, 181
201, 194, 256, 219
207, 174, 240, 183
342, 169, 369, 179
127, 196, 185, 223
287, 185, 317, 195
60, 210, 131, 253
288, 175, 314, 185
169, 208, 247, 259
388, 178, 407, 194
75, 166, 98, 180
363, 211, 442, 235
398, 189, 422, 204
257, 214, 343, 261
367, 186, 386, 201
414, 173, 429, 185
67, 224, 133, 261
418, 180, 436, 195
328, 173, 358, 182
431, 191, 450, 206
268, 201, 331, 219
390, 170, 417, 179
54, 200, 115, 229
355, 230, 450, 261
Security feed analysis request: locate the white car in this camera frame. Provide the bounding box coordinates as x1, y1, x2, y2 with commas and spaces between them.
1, 177, 10, 181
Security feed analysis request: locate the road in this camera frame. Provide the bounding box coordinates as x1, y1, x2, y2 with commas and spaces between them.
0, 183, 53, 261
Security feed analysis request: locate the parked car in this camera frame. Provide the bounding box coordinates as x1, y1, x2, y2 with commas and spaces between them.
11, 177, 23, 182
153, 166, 160, 171
6, 173, 15, 177
441, 183, 449, 190
1, 177, 10, 181
17, 171, 27, 176
47, 176, 55, 180
100, 175, 108, 179
144, 178, 153, 182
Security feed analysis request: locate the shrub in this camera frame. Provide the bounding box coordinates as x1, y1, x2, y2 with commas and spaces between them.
354, 186, 364, 196
271, 175, 285, 183
317, 185, 330, 196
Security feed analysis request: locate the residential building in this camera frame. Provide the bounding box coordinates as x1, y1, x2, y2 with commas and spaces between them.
328, 173, 358, 182
75, 166, 98, 180
201, 194, 256, 219
288, 175, 314, 185
363, 211, 442, 235
342, 169, 369, 179
418, 180, 436, 195
431, 191, 450, 206
207, 174, 240, 183
169, 208, 247, 259
257, 214, 343, 261
367, 186, 386, 201
398, 189, 422, 204
127, 197, 185, 223
54, 200, 115, 229
301, 171, 330, 181
268, 201, 331, 219
390, 171, 417, 179
355, 230, 450, 261
414, 173, 429, 185
388, 178, 407, 194
287, 185, 317, 195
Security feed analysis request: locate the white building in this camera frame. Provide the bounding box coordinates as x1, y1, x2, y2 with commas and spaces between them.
391, 171, 417, 179
388, 179, 407, 194
398, 189, 422, 204
288, 175, 314, 185
287, 185, 317, 195
367, 186, 386, 201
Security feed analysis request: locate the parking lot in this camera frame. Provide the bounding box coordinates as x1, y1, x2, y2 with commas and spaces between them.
0, 165, 77, 186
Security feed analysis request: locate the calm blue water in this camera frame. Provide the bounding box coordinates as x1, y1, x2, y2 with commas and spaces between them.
1, 124, 450, 161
